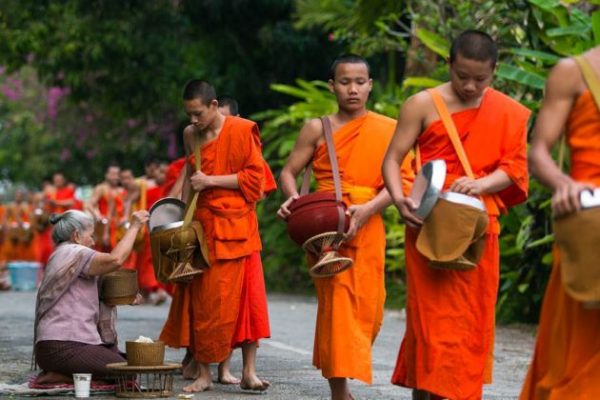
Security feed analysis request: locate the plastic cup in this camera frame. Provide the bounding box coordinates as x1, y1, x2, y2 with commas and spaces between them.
73, 373, 92, 398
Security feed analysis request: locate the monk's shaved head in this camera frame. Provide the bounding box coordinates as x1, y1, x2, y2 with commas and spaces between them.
330, 54, 370, 80
182, 79, 217, 105
218, 96, 239, 116
450, 30, 498, 67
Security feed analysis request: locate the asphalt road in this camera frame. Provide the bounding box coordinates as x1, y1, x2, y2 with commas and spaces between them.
0, 291, 535, 399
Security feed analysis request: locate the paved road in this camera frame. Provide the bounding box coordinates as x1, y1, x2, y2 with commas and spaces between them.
0, 291, 535, 399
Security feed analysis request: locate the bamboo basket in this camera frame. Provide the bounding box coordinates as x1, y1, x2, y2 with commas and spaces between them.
101, 269, 138, 306
126, 341, 165, 366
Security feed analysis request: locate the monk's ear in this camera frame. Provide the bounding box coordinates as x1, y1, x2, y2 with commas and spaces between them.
209, 99, 219, 109
327, 79, 335, 93
368, 78, 373, 92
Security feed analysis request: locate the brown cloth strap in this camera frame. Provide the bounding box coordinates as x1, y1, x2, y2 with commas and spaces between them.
183, 135, 202, 227
428, 88, 475, 179
299, 116, 346, 235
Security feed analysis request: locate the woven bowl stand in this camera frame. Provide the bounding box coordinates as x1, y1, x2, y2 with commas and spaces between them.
106, 362, 181, 398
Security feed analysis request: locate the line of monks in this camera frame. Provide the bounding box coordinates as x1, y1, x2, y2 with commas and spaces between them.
6, 28, 599, 399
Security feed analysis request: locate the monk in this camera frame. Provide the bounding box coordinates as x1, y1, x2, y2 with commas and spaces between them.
85, 164, 125, 251
159, 80, 270, 393
38, 172, 78, 267
3, 188, 38, 262
520, 49, 600, 400
278, 54, 413, 400
382, 30, 530, 400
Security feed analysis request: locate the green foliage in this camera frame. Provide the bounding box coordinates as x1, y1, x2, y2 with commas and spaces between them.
0, 0, 340, 184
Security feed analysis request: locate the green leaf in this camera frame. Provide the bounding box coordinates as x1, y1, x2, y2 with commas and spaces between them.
592, 10, 600, 45
402, 76, 443, 88
509, 48, 560, 63
546, 24, 590, 38
496, 64, 546, 90
527, 0, 560, 12
415, 28, 449, 58
526, 234, 555, 248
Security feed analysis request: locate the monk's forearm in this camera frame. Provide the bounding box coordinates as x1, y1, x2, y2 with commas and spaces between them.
366, 189, 393, 215
279, 169, 299, 199
478, 169, 513, 194
54, 199, 75, 207
382, 158, 406, 204
529, 142, 573, 191
206, 174, 239, 190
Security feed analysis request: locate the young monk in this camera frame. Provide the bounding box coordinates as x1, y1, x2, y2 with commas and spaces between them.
520, 48, 600, 399
3, 188, 38, 262
278, 54, 413, 400
382, 30, 530, 400
85, 164, 125, 251
159, 80, 270, 393
38, 172, 79, 267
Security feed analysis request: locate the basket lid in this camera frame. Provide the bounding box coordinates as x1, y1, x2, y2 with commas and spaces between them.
409, 159, 446, 219
148, 197, 186, 232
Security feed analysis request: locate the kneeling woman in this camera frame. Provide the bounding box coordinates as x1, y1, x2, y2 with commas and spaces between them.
33, 209, 149, 383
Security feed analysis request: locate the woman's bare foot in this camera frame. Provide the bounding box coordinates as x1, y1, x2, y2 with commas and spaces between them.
182, 359, 200, 380
240, 375, 270, 392
36, 371, 73, 384
183, 363, 213, 393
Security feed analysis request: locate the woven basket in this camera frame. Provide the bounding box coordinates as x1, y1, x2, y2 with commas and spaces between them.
101, 269, 138, 306
126, 341, 165, 366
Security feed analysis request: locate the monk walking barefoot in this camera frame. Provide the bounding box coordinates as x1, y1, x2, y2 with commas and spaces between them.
383, 30, 530, 400
160, 80, 270, 393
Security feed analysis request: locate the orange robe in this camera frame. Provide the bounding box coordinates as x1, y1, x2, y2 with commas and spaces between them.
96, 187, 125, 251
163, 157, 186, 196
392, 89, 530, 399
310, 112, 413, 384
160, 116, 269, 362
132, 183, 164, 292
3, 203, 38, 262
520, 90, 600, 400
39, 186, 78, 266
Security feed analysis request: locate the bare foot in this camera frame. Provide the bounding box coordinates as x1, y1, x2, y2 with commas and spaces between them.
183, 374, 213, 393
240, 375, 270, 392
218, 370, 240, 385
181, 350, 193, 369
36, 371, 73, 384
217, 359, 240, 384
182, 359, 200, 380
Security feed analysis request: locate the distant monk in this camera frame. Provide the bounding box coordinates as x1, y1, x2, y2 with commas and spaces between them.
85, 164, 125, 251
520, 48, 600, 400
278, 54, 413, 400
382, 30, 530, 400
3, 188, 38, 262
159, 80, 270, 393
38, 172, 79, 266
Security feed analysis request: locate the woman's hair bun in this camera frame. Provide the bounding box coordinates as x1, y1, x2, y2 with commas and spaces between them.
49, 213, 62, 225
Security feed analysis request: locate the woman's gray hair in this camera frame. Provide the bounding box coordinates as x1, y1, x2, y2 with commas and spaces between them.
49, 210, 94, 245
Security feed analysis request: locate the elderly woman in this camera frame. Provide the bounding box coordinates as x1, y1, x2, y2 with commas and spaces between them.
33, 209, 149, 384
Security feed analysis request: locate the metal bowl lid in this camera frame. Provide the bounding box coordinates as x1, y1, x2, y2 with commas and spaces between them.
440, 191, 486, 211
151, 220, 184, 233
409, 159, 447, 219
148, 197, 186, 232
581, 188, 600, 209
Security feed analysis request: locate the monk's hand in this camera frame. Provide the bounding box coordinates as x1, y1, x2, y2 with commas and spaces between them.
277, 194, 299, 220
190, 170, 212, 192
552, 180, 595, 217
344, 204, 373, 241
131, 292, 143, 306
131, 210, 150, 227
450, 177, 485, 196
394, 197, 423, 228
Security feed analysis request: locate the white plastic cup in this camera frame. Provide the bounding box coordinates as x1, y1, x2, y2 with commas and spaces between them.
73, 373, 92, 398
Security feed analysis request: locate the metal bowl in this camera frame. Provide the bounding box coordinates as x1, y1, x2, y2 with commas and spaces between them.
409, 159, 447, 219
581, 188, 600, 209
148, 197, 186, 232
440, 191, 486, 211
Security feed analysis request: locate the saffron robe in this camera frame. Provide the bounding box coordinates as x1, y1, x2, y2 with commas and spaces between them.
392, 89, 530, 400
95, 186, 125, 251
163, 157, 186, 197
39, 186, 78, 266
3, 202, 38, 262
160, 116, 270, 362
310, 111, 413, 384
520, 90, 600, 400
